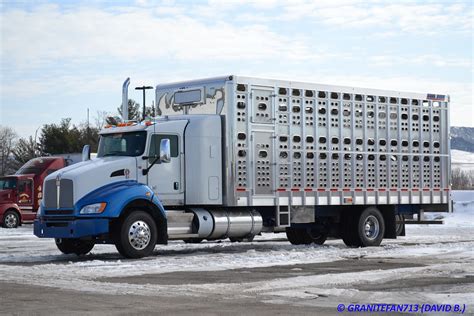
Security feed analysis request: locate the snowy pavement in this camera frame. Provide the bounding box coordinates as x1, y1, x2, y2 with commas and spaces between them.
0, 192, 473, 314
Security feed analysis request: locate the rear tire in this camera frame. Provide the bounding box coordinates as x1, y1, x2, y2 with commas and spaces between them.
357, 207, 385, 247
341, 210, 362, 247
3, 210, 20, 228
114, 211, 157, 259
286, 227, 326, 245
229, 235, 255, 243
55, 238, 94, 255
307, 228, 327, 245
286, 227, 305, 245
184, 238, 203, 244
395, 214, 405, 236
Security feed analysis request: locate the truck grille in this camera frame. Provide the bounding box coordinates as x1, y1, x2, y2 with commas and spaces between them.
44, 179, 74, 209
44, 210, 74, 215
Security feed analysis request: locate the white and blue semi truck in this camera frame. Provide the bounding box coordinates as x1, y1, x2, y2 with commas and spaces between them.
34, 76, 451, 258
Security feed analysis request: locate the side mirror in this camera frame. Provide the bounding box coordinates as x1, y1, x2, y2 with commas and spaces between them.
82, 145, 91, 161
159, 139, 171, 163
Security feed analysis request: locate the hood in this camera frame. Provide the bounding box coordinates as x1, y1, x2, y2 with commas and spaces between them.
44, 157, 138, 204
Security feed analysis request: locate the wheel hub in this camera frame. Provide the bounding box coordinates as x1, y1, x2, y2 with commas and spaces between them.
128, 220, 151, 250
364, 215, 380, 240
4, 213, 17, 228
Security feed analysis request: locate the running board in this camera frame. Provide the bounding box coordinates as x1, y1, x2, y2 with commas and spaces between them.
168, 233, 201, 240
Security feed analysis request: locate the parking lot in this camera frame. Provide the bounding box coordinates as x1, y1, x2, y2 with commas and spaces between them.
1, 205, 473, 315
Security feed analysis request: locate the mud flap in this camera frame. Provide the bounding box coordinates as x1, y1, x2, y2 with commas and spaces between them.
380, 206, 397, 239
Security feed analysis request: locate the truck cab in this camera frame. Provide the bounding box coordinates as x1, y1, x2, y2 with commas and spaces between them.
97, 119, 188, 206
0, 157, 68, 228
34, 115, 228, 258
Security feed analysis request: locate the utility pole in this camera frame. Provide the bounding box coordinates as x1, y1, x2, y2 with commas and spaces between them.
135, 86, 153, 121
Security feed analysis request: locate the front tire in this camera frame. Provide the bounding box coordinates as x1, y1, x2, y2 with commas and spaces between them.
3, 210, 20, 228
114, 211, 157, 259
55, 238, 94, 255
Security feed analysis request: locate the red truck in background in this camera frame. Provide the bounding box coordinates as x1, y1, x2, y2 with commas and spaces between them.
0, 157, 71, 228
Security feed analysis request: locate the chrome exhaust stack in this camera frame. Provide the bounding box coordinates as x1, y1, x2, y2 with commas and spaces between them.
122, 77, 130, 121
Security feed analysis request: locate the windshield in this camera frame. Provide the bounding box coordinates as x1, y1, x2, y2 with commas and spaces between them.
0, 177, 17, 190
97, 131, 147, 157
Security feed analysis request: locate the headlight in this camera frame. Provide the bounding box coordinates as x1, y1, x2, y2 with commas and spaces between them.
80, 202, 107, 214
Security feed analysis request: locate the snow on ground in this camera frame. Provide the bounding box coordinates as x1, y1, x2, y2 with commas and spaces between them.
0, 191, 473, 307
452, 190, 474, 203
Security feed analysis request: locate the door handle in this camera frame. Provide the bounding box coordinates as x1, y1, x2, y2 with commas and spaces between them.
174, 182, 179, 190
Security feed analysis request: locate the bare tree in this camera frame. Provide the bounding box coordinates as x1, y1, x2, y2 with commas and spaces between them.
0, 126, 18, 176
451, 168, 474, 190
94, 110, 109, 129
11, 136, 41, 170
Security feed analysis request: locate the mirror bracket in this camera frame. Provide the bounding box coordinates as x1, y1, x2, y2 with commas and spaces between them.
142, 139, 171, 175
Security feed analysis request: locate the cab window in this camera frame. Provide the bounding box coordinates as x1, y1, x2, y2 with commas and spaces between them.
0, 177, 17, 189
148, 134, 179, 163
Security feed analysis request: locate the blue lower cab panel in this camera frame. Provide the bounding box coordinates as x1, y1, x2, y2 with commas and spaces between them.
34, 218, 109, 238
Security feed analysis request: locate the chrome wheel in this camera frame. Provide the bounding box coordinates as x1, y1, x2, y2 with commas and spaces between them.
128, 220, 151, 250
115, 211, 158, 258
364, 215, 380, 240
4, 212, 19, 228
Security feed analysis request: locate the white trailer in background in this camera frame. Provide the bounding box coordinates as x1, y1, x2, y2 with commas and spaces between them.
34, 75, 451, 258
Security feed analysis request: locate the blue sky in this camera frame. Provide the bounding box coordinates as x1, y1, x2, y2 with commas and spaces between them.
1, 0, 472, 138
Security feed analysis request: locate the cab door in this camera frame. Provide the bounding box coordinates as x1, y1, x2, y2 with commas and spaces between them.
17, 178, 35, 220
143, 120, 187, 206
